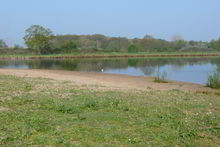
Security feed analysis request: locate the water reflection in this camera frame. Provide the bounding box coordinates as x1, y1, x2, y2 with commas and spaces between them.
0, 57, 220, 85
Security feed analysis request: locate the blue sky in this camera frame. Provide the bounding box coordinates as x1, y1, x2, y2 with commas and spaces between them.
1, 0, 220, 46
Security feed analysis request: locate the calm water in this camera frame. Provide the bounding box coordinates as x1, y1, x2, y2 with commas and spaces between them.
0, 57, 220, 85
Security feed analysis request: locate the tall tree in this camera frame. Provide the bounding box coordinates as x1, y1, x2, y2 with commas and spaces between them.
209, 39, 220, 50
61, 41, 78, 53
171, 35, 186, 50
24, 25, 53, 54
0, 40, 8, 49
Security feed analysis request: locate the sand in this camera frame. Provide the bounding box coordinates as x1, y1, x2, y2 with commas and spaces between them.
0, 69, 214, 92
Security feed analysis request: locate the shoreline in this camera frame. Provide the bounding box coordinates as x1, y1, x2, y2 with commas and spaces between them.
0, 68, 214, 92
1, 52, 220, 60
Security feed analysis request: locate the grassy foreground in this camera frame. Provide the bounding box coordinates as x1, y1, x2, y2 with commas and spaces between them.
0, 75, 219, 146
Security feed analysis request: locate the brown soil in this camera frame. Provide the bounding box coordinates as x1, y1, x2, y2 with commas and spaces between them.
0, 107, 10, 112
0, 69, 215, 92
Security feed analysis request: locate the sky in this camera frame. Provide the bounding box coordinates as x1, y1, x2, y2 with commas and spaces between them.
1, 0, 220, 46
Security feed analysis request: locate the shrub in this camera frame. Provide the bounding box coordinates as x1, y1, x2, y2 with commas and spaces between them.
61, 41, 78, 53
128, 44, 138, 53
206, 71, 220, 88
154, 69, 168, 83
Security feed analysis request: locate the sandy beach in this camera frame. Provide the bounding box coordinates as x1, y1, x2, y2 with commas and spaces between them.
0, 68, 213, 92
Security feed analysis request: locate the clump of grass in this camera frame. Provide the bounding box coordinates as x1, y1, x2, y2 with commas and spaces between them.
154, 68, 168, 83
25, 84, 33, 91
206, 71, 220, 89
56, 104, 78, 114
84, 101, 98, 109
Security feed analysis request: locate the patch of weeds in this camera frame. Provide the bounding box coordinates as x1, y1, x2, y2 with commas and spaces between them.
199, 114, 220, 136
206, 71, 220, 89
84, 101, 98, 109
178, 127, 198, 139
56, 104, 79, 114
0, 136, 15, 144
9, 96, 35, 106
153, 68, 168, 83
123, 108, 130, 111
25, 115, 53, 133
110, 99, 120, 107
195, 91, 210, 95
110, 100, 130, 111
128, 137, 141, 144
25, 84, 33, 91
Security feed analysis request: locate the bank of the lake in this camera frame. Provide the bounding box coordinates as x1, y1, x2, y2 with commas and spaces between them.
1, 56, 220, 85
0, 68, 215, 92
1, 52, 220, 60
0, 73, 219, 146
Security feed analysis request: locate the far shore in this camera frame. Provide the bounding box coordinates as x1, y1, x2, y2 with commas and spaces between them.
1, 52, 220, 60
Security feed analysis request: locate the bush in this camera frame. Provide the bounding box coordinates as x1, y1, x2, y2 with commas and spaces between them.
61, 41, 78, 53
154, 69, 168, 83
206, 71, 220, 88
128, 44, 138, 53
0, 40, 8, 49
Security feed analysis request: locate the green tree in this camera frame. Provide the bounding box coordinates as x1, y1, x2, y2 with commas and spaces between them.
61, 41, 78, 53
0, 40, 8, 49
128, 44, 138, 53
13, 44, 23, 49
189, 40, 196, 46
209, 39, 220, 50
24, 25, 53, 54
172, 40, 187, 50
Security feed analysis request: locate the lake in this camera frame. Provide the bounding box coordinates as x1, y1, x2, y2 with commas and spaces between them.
0, 57, 219, 85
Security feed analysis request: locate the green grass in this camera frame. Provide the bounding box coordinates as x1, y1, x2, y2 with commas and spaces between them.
0, 75, 220, 146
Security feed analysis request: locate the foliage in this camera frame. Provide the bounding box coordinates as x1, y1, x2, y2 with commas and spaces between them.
24, 25, 53, 54
134, 38, 173, 52
105, 37, 130, 52
13, 44, 23, 49
172, 40, 187, 50
61, 41, 78, 53
128, 44, 138, 53
207, 70, 220, 88
209, 39, 220, 50
11, 25, 220, 54
0, 40, 8, 49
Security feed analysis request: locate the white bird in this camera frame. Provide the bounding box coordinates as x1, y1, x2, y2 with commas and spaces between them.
101, 69, 104, 72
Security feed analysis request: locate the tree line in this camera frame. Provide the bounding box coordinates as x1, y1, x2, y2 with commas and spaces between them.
1, 25, 220, 54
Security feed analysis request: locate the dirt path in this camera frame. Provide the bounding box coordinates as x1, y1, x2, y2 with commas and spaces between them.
0, 69, 214, 92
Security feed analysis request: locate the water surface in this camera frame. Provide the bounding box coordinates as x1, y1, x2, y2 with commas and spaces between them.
0, 57, 219, 85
